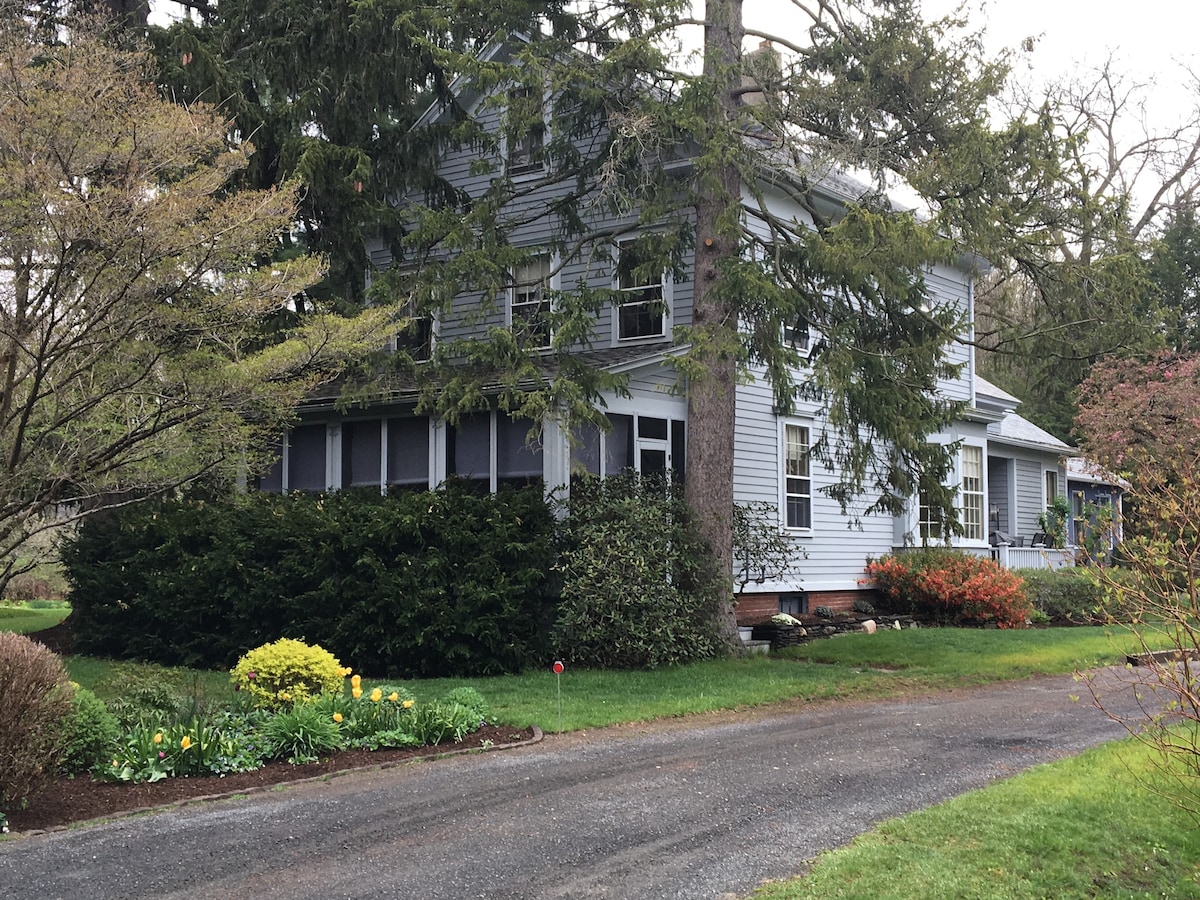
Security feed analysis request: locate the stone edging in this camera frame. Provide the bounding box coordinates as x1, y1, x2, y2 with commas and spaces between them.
10, 725, 544, 839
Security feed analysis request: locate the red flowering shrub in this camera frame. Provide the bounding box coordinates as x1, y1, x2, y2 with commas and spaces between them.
864, 549, 1031, 628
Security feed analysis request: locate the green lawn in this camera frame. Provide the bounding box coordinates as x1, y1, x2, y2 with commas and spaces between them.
0, 604, 70, 635
50, 624, 1171, 731
13, 619, 1200, 894
753, 737, 1200, 900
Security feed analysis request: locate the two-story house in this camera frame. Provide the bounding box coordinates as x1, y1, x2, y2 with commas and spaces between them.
257, 37, 1077, 620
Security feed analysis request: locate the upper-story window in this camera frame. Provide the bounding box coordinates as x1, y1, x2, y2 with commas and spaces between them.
616, 242, 666, 341
505, 87, 544, 177
392, 303, 433, 361
783, 422, 812, 530
510, 255, 552, 349
784, 318, 811, 356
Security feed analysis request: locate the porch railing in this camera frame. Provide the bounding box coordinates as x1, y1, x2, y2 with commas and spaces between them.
991, 544, 1075, 570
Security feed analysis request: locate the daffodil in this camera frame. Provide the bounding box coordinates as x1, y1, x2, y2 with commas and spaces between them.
333, 712, 343, 723
370, 688, 383, 703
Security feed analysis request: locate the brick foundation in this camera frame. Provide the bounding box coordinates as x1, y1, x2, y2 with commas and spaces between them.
733, 589, 882, 625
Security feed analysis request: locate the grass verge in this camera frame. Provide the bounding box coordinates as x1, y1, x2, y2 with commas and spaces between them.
752, 737, 1200, 900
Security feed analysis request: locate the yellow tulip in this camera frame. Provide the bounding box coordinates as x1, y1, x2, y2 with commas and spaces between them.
388, 692, 399, 702
351, 674, 362, 688
333, 712, 343, 723
402, 699, 414, 709
180, 735, 192, 750
153, 732, 163, 744
370, 688, 383, 703
352, 687, 362, 699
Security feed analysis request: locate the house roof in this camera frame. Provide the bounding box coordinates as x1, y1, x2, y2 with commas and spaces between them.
1066, 456, 1129, 490
987, 411, 1074, 455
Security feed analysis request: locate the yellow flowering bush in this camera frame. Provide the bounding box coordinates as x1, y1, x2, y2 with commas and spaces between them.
230, 638, 345, 709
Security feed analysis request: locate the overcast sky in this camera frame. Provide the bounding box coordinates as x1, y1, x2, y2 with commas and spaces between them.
919, 0, 1198, 116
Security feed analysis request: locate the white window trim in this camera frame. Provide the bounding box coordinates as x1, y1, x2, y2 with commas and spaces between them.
779, 419, 814, 533
958, 442, 987, 545
1044, 468, 1060, 509
783, 320, 812, 358
612, 239, 672, 345
501, 85, 550, 180
507, 253, 558, 349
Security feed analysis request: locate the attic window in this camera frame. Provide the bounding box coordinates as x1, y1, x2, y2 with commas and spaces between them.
506, 88, 544, 176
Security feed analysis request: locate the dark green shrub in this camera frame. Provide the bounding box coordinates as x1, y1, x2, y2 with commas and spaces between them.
0, 633, 72, 810
1016, 567, 1110, 624
552, 474, 726, 669
59, 684, 121, 776
865, 549, 1032, 628
63, 483, 557, 677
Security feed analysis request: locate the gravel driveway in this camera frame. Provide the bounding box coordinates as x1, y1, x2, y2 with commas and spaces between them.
0, 670, 1145, 899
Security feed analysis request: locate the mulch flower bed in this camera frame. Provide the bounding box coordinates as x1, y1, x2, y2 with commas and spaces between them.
8, 723, 538, 834
10, 621, 536, 835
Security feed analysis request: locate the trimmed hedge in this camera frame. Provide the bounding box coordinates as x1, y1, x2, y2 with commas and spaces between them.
63, 484, 557, 677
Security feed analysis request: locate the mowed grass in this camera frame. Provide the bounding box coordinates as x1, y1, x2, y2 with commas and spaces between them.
753, 737, 1200, 900
0, 604, 70, 635
785, 624, 1178, 682
51, 625, 1168, 731
25, 621, 1200, 895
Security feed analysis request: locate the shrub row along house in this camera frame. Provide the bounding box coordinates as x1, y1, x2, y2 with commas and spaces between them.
255, 37, 1117, 621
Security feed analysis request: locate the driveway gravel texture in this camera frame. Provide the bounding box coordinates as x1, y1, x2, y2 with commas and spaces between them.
0, 669, 1148, 899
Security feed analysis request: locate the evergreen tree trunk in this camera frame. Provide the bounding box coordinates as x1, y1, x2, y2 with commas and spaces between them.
685, 0, 745, 645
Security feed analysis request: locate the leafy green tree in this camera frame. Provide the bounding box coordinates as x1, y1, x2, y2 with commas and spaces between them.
0, 11, 389, 590
1148, 205, 1200, 353
976, 59, 1200, 440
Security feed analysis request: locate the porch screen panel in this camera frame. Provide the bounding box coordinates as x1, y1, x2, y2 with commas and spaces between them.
961, 445, 984, 541
387, 417, 429, 489
343, 420, 382, 488
288, 425, 327, 492
570, 423, 602, 476
452, 413, 491, 485
497, 416, 543, 486
258, 438, 284, 493
605, 414, 634, 473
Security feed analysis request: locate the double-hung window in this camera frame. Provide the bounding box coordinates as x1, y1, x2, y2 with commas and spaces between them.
960, 445, 985, 542
783, 423, 812, 530
1045, 470, 1059, 509
505, 87, 544, 177
616, 243, 666, 340
511, 256, 552, 349
918, 488, 943, 542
